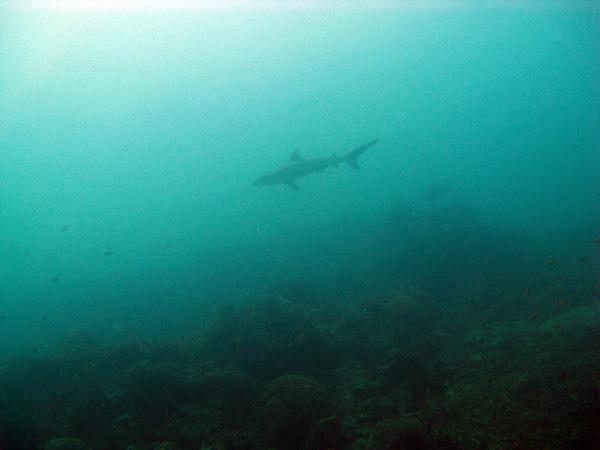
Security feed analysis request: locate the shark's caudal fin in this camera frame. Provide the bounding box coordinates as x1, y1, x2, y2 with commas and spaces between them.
344, 138, 378, 170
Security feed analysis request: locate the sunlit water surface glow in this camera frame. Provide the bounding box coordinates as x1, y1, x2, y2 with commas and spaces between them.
8, 0, 465, 11
9, 0, 600, 12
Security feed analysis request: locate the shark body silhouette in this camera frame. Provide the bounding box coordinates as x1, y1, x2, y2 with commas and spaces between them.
253, 139, 378, 190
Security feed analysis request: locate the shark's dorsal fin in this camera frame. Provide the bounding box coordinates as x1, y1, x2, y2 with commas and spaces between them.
289, 149, 303, 162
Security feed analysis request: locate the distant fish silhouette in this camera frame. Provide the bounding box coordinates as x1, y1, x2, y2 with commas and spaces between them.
51, 275, 61, 283
103, 250, 115, 256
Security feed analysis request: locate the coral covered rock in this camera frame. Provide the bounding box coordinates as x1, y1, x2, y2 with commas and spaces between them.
43, 437, 91, 450
371, 416, 427, 450
260, 374, 332, 449
205, 297, 334, 377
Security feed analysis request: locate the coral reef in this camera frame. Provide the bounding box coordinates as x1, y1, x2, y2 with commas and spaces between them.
260, 374, 332, 449
43, 437, 91, 450
0, 271, 598, 450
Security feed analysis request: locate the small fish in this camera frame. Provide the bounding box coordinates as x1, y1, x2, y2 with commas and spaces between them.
31, 348, 39, 355
59, 224, 70, 232
529, 311, 541, 321
523, 288, 529, 297
103, 250, 115, 256
41, 315, 48, 321
546, 258, 557, 266
0, 314, 6, 322
576, 256, 588, 263
51, 275, 61, 283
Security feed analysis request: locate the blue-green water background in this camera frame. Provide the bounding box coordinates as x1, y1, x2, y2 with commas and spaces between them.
1, 2, 599, 356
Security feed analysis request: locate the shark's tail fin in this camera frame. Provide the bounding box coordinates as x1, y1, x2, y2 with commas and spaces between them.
344, 138, 378, 170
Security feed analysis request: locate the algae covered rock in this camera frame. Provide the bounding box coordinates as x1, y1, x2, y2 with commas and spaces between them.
193, 366, 257, 428
43, 437, 91, 450
260, 374, 332, 450
206, 297, 334, 377
123, 361, 192, 428
153, 442, 179, 450
305, 414, 349, 450
371, 416, 427, 450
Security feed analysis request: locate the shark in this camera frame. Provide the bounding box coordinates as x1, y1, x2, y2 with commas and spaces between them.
252, 139, 378, 190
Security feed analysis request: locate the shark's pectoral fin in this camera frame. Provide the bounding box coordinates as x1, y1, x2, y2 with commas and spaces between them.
286, 180, 299, 190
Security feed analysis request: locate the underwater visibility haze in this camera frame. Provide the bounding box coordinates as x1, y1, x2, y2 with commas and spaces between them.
0, 1, 599, 449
